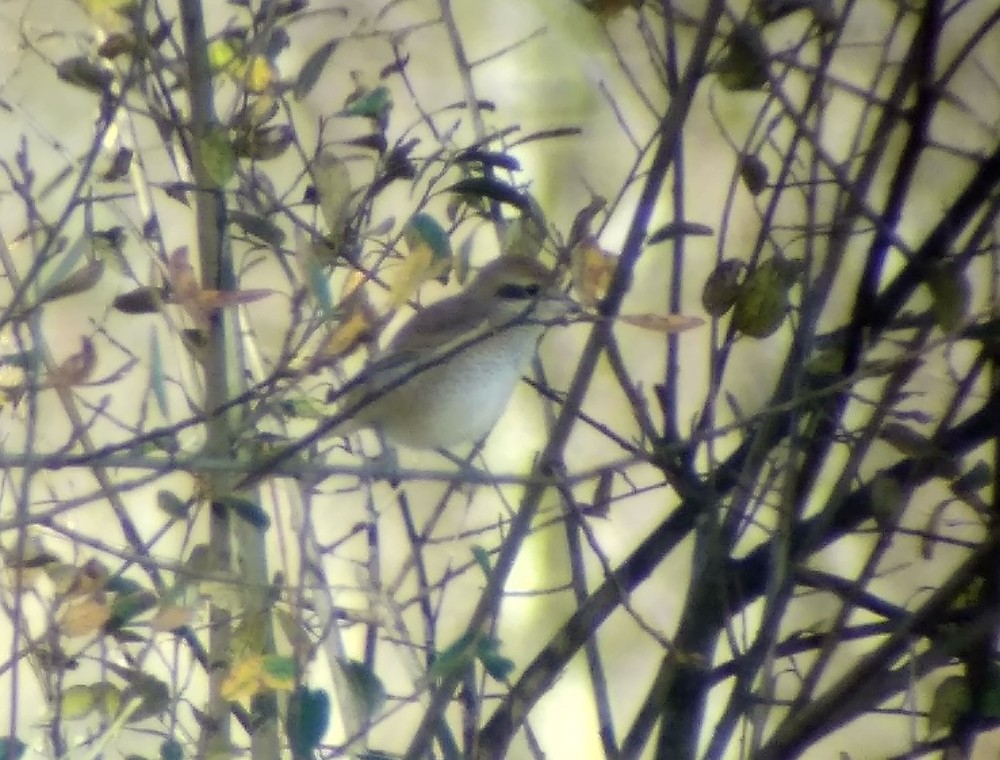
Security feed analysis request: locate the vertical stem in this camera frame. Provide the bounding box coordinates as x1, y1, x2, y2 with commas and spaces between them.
177, 1, 239, 755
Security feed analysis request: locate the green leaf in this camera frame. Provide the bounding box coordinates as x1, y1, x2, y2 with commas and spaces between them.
755, 0, 811, 22
342, 85, 392, 121
106, 589, 158, 630
281, 397, 326, 420
701, 260, 743, 317
157, 490, 190, 519
160, 739, 183, 760
110, 629, 147, 645
91, 227, 127, 271
61, 683, 97, 719
927, 263, 969, 331
295, 39, 338, 100
0, 737, 26, 760
57, 56, 114, 94
738, 154, 768, 195
928, 675, 971, 733
132, 432, 179, 455
261, 655, 296, 690
870, 473, 903, 525
455, 147, 521, 171
233, 125, 293, 160
732, 258, 792, 338
311, 152, 352, 246
479, 652, 517, 681
301, 252, 334, 321
36, 235, 90, 305
404, 213, 452, 263
339, 659, 386, 719
471, 546, 491, 578
200, 128, 236, 187
285, 686, 330, 758
878, 422, 931, 458
104, 576, 142, 595
219, 496, 271, 530
647, 221, 714, 244
716, 22, 770, 91
429, 633, 477, 681
501, 206, 547, 259
207, 38, 239, 72
445, 177, 529, 210
567, 195, 607, 250
0, 350, 38, 371
755, 0, 835, 28
150, 327, 169, 417
102, 147, 133, 181
122, 673, 170, 722
952, 461, 992, 497
979, 663, 1000, 718
113, 286, 166, 314
477, 637, 515, 681
93, 682, 124, 719
230, 210, 286, 246
39, 259, 104, 304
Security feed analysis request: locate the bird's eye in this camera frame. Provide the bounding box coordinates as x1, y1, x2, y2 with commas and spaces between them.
496, 283, 541, 300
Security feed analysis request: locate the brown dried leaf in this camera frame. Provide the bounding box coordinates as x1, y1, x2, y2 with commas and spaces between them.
47, 337, 97, 389
617, 313, 705, 333
167, 246, 201, 315
221, 655, 265, 703
150, 603, 198, 632
60, 596, 111, 637
566, 196, 607, 251
169, 247, 273, 326
197, 288, 274, 311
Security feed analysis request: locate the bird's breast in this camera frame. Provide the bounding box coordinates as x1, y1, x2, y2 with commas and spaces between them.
376, 325, 542, 448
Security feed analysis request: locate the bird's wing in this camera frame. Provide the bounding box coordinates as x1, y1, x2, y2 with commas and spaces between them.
384, 293, 493, 354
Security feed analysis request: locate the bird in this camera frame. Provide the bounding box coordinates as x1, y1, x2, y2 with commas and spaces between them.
328, 254, 575, 449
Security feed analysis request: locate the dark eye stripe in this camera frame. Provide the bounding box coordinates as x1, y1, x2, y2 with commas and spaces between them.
496, 283, 540, 299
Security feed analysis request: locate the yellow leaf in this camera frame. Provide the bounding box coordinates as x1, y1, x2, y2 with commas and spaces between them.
313, 308, 374, 367
391, 216, 452, 306
571, 237, 616, 307
340, 267, 369, 301
83, 0, 136, 33
84, 0, 137, 12
61, 684, 96, 720
92, 682, 123, 718
617, 313, 705, 333
238, 55, 276, 94
221, 655, 264, 703
207, 39, 239, 72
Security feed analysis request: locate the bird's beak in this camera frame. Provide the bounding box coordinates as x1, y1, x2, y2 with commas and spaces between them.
535, 290, 583, 326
